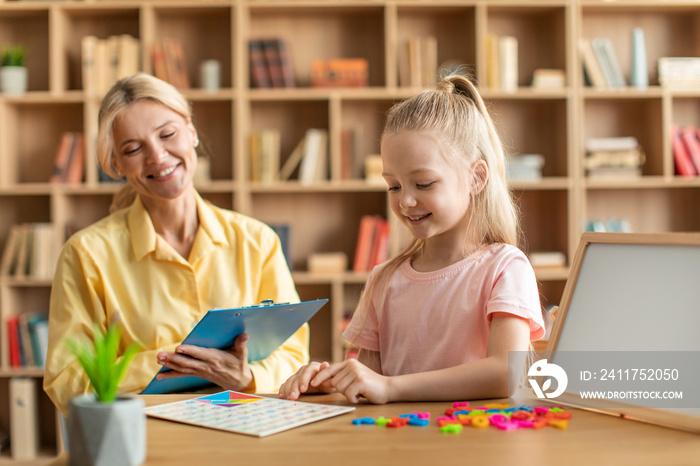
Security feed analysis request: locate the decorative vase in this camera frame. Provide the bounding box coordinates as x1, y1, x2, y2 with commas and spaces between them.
630, 27, 648, 89
67, 395, 146, 466
0, 66, 28, 95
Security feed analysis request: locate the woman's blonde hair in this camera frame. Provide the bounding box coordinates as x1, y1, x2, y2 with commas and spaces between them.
347, 74, 522, 360
97, 73, 193, 212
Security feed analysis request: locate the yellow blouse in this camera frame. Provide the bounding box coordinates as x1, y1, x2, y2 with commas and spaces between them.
44, 192, 308, 415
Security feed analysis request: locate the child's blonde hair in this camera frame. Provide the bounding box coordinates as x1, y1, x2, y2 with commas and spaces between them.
347, 74, 523, 362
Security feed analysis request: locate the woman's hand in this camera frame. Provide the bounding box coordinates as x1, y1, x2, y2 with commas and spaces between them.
278, 361, 334, 400
156, 333, 253, 391
313, 359, 392, 404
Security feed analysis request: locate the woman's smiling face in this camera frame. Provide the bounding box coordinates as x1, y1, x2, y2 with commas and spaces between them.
111, 99, 198, 205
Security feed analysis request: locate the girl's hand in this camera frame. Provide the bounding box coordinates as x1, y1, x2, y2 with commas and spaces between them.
315, 359, 391, 404
156, 333, 253, 391
278, 361, 334, 400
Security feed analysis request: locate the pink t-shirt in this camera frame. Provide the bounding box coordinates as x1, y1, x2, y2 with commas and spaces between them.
342, 244, 545, 377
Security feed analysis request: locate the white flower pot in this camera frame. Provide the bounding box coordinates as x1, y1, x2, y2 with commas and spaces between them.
67, 394, 146, 466
0, 66, 27, 95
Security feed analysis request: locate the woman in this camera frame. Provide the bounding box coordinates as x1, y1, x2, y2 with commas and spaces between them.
44, 73, 308, 416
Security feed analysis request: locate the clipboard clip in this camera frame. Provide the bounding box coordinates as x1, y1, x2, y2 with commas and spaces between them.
240, 299, 288, 308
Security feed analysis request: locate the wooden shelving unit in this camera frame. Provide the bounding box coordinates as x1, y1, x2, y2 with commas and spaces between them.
1, 0, 700, 462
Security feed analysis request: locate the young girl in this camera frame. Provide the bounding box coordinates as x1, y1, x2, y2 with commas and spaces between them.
278, 74, 546, 404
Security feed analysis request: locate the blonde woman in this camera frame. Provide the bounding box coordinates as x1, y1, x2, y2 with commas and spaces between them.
45, 74, 308, 415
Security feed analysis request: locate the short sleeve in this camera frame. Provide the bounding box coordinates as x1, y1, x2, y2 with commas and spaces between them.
342, 268, 381, 352
485, 250, 545, 341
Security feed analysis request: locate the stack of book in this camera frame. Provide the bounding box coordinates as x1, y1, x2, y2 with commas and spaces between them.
670, 124, 700, 177
0, 223, 60, 280
658, 57, 700, 89
151, 37, 190, 90
353, 215, 389, 273
505, 154, 544, 182
249, 38, 295, 88
82, 34, 140, 97
485, 34, 518, 92
50, 131, 85, 184
583, 137, 644, 179
7, 313, 49, 369
578, 38, 627, 89
398, 36, 437, 88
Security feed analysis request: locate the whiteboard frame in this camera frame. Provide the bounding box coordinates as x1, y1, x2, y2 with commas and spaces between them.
545, 232, 700, 434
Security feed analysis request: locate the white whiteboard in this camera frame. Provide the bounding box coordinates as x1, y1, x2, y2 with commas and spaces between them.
555, 242, 700, 352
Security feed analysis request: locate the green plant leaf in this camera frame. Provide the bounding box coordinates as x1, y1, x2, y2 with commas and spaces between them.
67, 320, 141, 404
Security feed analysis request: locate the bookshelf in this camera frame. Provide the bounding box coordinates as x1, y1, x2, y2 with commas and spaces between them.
2, 0, 700, 461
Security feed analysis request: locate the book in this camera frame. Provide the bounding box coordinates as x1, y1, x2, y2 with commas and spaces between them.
7, 316, 21, 367
498, 35, 518, 93
9, 378, 38, 460
28, 222, 58, 279
259, 129, 280, 183
17, 314, 35, 368
421, 35, 438, 87
658, 57, 700, 88
531, 69, 565, 89
279, 136, 305, 181
142, 299, 329, 394
12, 224, 30, 278
585, 136, 639, 153
262, 38, 291, 88
144, 390, 354, 437
117, 34, 140, 80
368, 218, 389, 270
485, 34, 500, 89
590, 38, 616, 88
353, 215, 378, 273
600, 38, 626, 87
298, 128, 328, 185
681, 126, 700, 174
1, 224, 23, 276
670, 124, 697, 176
506, 154, 545, 182
63, 132, 85, 184
27, 315, 48, 367
249, 39, 271, 88
50, 132, 75, 183
152, 41, 170, 84
578, 39, 607, 88
399, 36, 438, 88
81, 35, 99, 96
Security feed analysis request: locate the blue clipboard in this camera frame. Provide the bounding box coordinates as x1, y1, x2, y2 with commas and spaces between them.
141, 298, 328, 395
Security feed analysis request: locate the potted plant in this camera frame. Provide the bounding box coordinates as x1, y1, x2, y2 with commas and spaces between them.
0, 45, 27, 95
66, 320, 145, 466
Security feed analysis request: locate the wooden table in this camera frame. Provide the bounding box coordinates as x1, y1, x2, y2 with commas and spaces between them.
52, 393, 700, 466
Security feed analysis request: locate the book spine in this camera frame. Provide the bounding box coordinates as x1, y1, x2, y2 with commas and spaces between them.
353, 215, 378, 272
249, 39, 271, 88
670, 124, 697, 176
681, 126, 700, 174
8, 316, 21, 367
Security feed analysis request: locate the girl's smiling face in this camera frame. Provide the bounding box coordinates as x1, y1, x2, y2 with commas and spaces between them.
111, 100, 198, 206
381, 130, 476, 248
